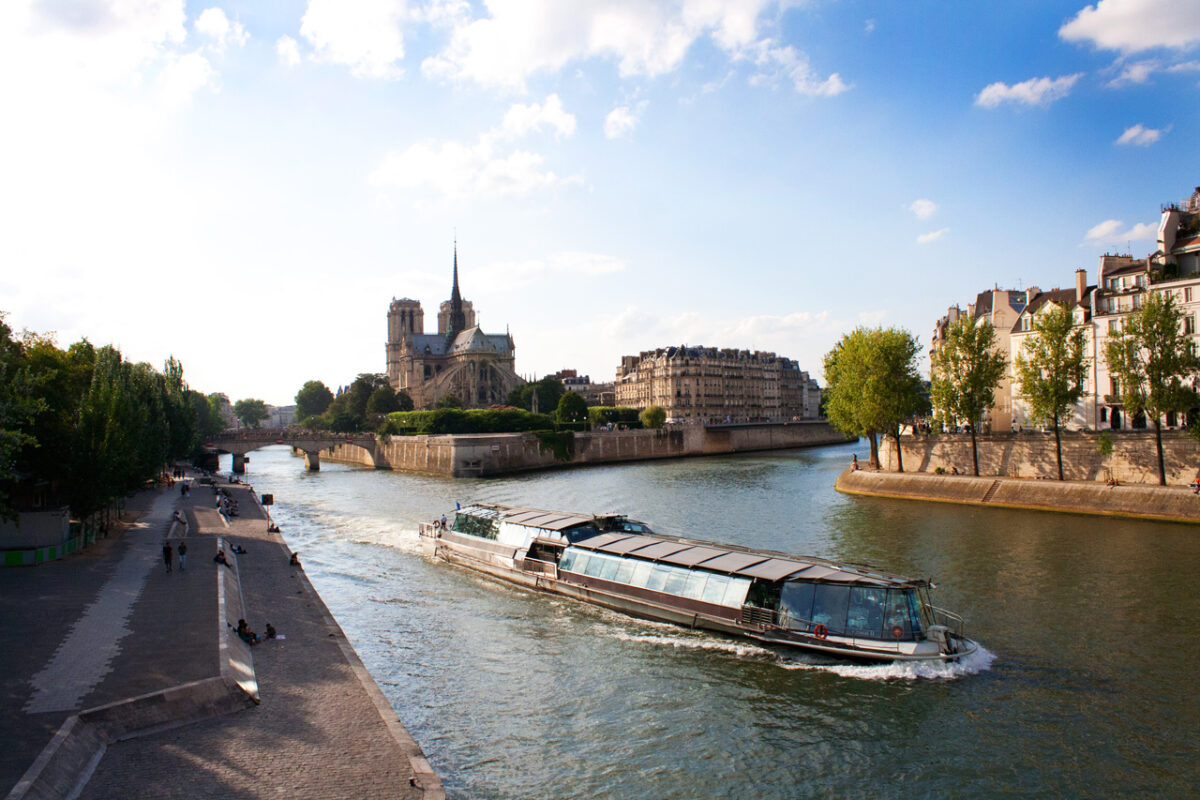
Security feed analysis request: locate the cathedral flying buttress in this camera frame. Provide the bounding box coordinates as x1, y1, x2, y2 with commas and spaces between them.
385, 245, 523, 410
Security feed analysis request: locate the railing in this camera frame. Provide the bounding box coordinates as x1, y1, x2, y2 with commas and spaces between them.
521, 557, 558, 578
929, 606, 965, 637
418, 522, 443, 538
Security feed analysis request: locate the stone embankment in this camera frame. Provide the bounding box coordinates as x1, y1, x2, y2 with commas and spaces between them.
1, 474, 442, 800
837, 468, 1200, 524
321, 421, 850, 477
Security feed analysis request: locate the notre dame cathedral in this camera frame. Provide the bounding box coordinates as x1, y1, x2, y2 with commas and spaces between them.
385, 246, 523, 409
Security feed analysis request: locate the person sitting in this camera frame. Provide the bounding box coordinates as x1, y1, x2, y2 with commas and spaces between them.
265, 623, 277, 640
235, 618, 260, 645
231, 544, 247, 554
289, 551, 301, 566
267, 522, 280, 533
214, 549, 230, 567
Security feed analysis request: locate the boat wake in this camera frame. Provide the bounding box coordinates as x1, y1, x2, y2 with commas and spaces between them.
604, 622, 996, 681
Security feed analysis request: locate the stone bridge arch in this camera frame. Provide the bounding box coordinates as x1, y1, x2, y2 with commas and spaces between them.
205, 430, 378, 472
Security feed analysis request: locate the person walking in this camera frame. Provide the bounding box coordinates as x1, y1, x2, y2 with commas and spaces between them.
177, 540, 187, 571
163, 541, 174, 574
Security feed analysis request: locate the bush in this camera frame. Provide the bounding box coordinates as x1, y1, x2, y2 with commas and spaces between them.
381, 408, 555, 435
640, 405, 667, 430
588, 406, 642, 427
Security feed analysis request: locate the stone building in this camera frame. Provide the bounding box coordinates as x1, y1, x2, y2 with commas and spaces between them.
385, 247, 522, 409
614, 345, 821, 422
546, 369, 616, 406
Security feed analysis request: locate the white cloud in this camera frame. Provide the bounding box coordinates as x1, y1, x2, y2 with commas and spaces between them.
1106, 58, 1160, 86
604, 105, 639, 139
370, 95, 582, 201
276, 35, 301, 67
422, 0, 783, 90
908, 198, 937, 220
917, 228, 949, 244
500, 94, 576, 139
1060, 0, 1200, 53
300, 0, 408, 80
975, 74, 1083, 107
1167, 60, 1200, 73
195, 7, 247, 52
864, 19, 876, 35
156, 50, 216, 105
1115, 122, 1168, 145
746, 40, 850, 96
1084, 219, 1156, 243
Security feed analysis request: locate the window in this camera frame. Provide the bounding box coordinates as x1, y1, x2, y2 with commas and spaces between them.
722, 578, 751, 607
811, 584, 851, 636
1109, 319, 1120, 334
646, 564, 671, 592
1187, 315, 1196, 335
681, 571, 709, 600
701, 574, 730, 604
1185, 287, 1193, 303
846, 587, 888, 639
595, 554, 620, 581
779, 581, 815, 631
629, 560, 653, 588
614, 558, 636, 585
660, 568, 688, 596
568, 550, 590, 575
885, 589, 918, 640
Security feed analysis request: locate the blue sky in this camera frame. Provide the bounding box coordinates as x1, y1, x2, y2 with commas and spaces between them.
2, 0, 1197, 405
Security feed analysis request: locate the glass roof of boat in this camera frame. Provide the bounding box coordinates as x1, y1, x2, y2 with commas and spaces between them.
458, 504, 594, 531
572, 533, 902, 586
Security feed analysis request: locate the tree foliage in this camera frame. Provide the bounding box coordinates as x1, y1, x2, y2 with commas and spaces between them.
233, 398, 269, 429
1104, 290, 1200, 485
295, 380, 334, 420
930, 316, 1008, 475
823, 327, 924, 470
639, 405, 667, 430
506, 378, 565, 414
434, 393, 463, 409
381, 408, 554, 435
1015, 304, 1088, 480
555, 391, 588, 425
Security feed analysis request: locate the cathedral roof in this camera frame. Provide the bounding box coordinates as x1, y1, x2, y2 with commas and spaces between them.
411, 327, 512, 357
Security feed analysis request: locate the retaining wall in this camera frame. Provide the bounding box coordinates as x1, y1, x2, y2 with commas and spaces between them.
878, 430, 1200, 485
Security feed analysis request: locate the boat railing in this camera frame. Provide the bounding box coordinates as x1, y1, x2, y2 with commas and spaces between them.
419, 522, 444, 538
741, 605, 778, 628
521, 557, 558, 578
929, 606, 965, 637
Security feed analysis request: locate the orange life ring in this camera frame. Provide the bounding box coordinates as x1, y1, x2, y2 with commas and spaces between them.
813, 624, 828, 640
892, 625, 904, 639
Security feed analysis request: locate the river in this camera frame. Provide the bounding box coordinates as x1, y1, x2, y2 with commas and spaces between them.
227, 442, 1198, 798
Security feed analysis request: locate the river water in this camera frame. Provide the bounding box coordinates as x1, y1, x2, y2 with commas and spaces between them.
228, 442, 1198, 798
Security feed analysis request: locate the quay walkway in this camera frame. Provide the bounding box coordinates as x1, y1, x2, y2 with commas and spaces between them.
1, 474, 442, 799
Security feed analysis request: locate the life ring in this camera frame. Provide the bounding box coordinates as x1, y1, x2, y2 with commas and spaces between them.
892, 625, 904, 639
813, 624, 828, 640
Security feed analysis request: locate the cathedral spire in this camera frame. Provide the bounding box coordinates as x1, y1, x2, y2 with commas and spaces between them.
447, 239, 466, 338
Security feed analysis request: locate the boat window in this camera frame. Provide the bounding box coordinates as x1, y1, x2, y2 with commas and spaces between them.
563, 523, 599, 543
701, 573, 729, 604
681, 571, 708, 600
660, 568, 687, 596
559, 549, 577, 572
629, 560, 653, 588
910, 589, 931, 635
722, 577, 751, 608
779, 581, 815, 631
846, 586, 888, 639
613, 558, 636, 585
595, 553, 621, 580
811, 584, 851, 636
646, 564, 672, 592
886, 589, 916, 640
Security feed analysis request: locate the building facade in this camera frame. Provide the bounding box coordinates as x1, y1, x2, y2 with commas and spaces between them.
614, 345, 821, 422
546, 369, 616, 406
385, 247, 522, 409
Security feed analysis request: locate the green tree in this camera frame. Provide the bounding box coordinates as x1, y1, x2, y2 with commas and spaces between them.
1015, 304, 1088, 480
639, 404, 667, 429
0, 316, 44, 518
366, 385, 401, 416
555, 391, 588, 425
394, 390, 414, 412
295, 380, 334, 420
435, 393, 463, 409
233, 398, 269, 429
823, 327, 924, 471
506, 378, 565, 414
1104, 290, 1200, 486
930, 316, 1008, 476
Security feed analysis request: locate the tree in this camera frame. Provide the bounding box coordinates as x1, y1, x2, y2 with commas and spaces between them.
640, 405, 667, 429
823, 327, 924, 470
435, 393, 462, 409
506, 378, 565, 414
394, 390, 414, 412
366, 385, 401, 416
1015, 304, 1087, 480
930, 316, 1008, 476
1104, 290, 1200, 486
555, 391, 588, 425
233, 398, 269, 429
295, 380, 334, 420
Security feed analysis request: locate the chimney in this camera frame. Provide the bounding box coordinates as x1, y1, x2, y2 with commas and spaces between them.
1075, 268, 1086, 302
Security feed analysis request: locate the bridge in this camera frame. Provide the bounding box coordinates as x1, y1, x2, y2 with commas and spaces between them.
205, 429, 377, 472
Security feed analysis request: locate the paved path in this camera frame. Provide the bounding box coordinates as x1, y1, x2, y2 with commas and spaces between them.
2, 474, 438, 799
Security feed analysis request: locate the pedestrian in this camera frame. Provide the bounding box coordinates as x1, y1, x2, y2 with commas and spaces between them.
851, 453, 859, 471
178, 540, 187, 571
163, 541, 173, 574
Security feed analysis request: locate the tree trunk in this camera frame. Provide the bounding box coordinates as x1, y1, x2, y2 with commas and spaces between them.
970, 425, 979, 476
868, 432, 879, 469
1154, 417, 1166, 486
893, 427, 904, 473
1053, 413, 1064, 480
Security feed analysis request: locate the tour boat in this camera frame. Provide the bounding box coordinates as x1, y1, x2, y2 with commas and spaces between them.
419, 503, 978, 663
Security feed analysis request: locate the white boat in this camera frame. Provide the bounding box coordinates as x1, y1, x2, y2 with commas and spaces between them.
420, 503, 978, 663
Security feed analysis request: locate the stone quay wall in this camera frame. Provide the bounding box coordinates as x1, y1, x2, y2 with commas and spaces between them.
318, 421, 849, 477
878, 430, 1200, 485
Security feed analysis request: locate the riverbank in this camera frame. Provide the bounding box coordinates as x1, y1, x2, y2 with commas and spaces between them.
836, 467, 1200, 524
0, 473, 442, 799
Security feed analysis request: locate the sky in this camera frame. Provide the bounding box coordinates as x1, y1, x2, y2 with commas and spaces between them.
2, 0, 1198, 406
